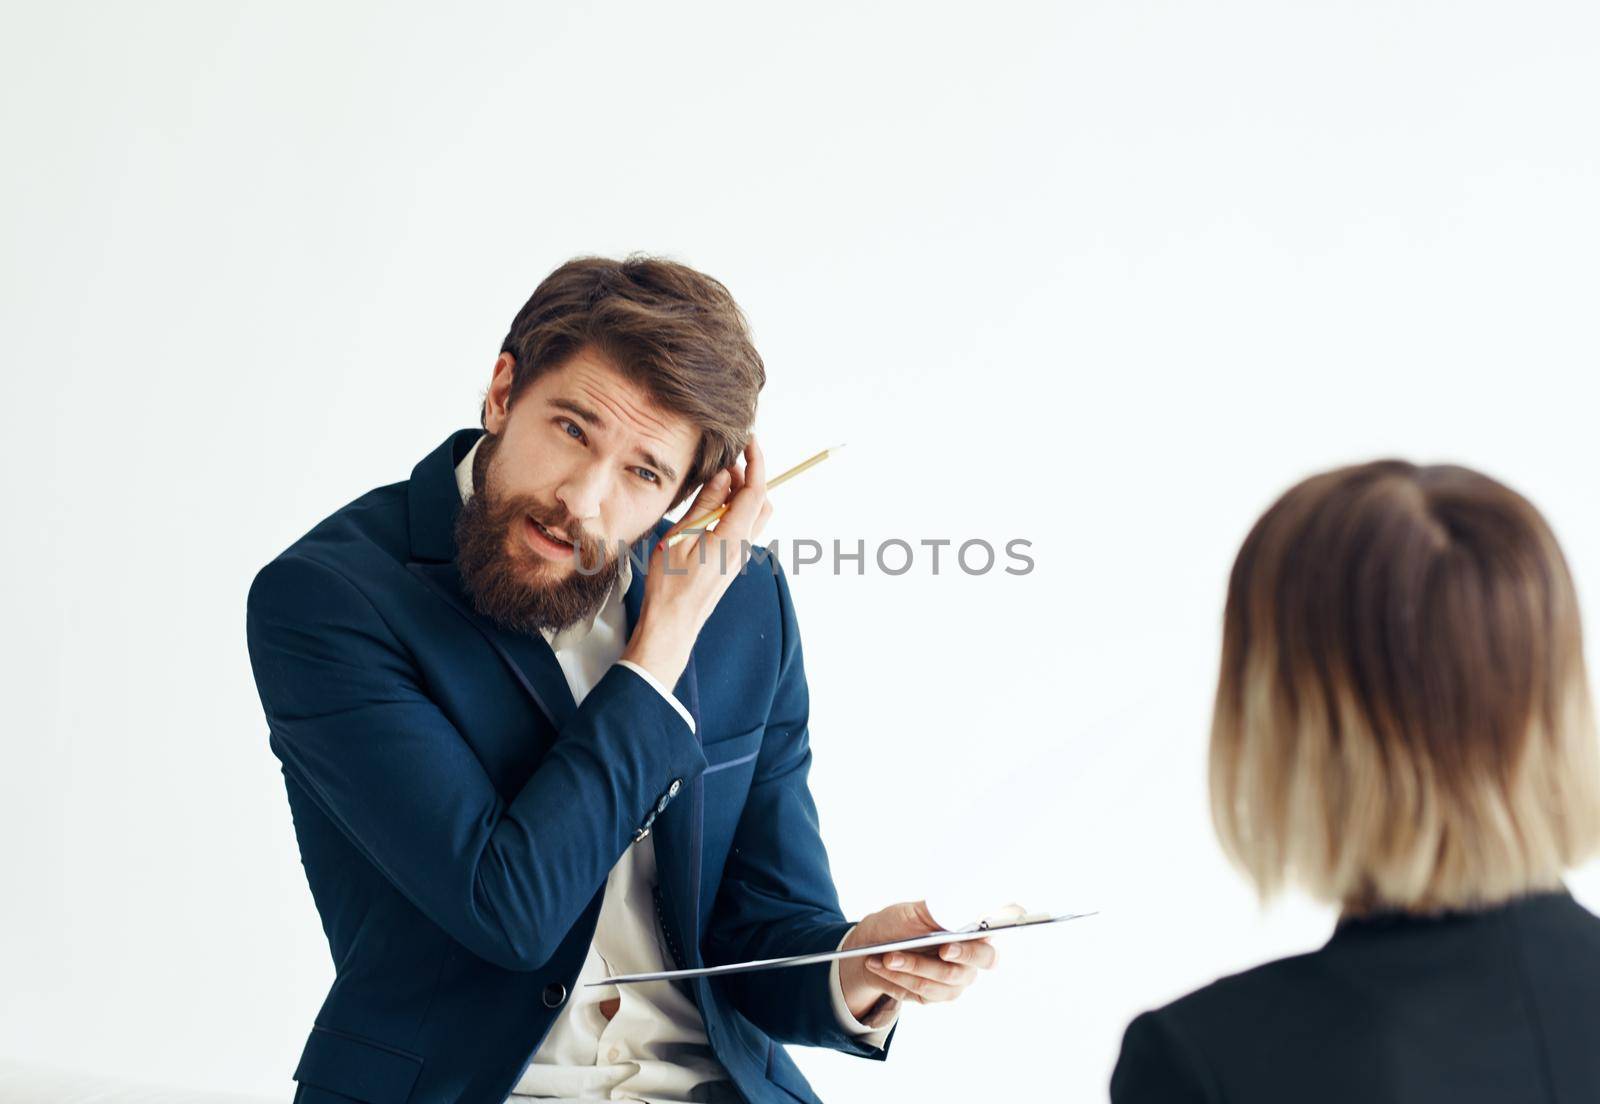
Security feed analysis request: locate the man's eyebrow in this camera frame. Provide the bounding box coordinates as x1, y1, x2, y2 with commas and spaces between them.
549, 397, 604, 428
638, 450, 678, 485
549, 396, 679, 484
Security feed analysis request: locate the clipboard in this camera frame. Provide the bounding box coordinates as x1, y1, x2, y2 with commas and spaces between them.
588, 910, 1095, 986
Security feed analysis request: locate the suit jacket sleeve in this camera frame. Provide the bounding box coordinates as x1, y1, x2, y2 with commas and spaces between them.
245, 552, 708, 973
700, 556, 895, 1060
1111, 1009, 1213, 1103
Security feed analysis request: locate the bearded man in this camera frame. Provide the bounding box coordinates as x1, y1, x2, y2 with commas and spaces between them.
244, 256, 994, 1104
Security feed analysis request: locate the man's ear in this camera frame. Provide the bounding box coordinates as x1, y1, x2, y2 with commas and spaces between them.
483, 353, 516, 433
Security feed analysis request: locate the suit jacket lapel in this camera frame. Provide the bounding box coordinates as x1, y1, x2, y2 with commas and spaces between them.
403, 429, 577, 733
405, 560, 578, 732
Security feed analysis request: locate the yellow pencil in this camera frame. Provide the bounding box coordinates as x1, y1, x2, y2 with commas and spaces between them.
662, 444, 845, 549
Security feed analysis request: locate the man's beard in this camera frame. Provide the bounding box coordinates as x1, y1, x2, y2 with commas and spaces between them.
452, 430, 639, 636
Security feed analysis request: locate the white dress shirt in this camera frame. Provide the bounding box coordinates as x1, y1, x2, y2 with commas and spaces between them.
452, 434, 892, 1104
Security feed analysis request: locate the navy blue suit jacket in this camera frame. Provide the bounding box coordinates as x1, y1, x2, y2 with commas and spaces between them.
245, 428, 894, 1104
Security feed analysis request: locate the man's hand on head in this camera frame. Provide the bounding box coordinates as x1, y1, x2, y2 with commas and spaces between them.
621, 434, 772, 688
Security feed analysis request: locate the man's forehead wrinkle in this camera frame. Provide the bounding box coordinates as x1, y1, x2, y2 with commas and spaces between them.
570, 370, 669, 437
568, 369, 695, 460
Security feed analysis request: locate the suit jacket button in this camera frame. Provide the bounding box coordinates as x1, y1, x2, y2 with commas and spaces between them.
542, 982, 566, 1008
668, 778, 682, 797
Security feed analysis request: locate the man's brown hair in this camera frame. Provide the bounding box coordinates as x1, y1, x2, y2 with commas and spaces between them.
486, 254, 766, 508
1210, 460, 1600, 914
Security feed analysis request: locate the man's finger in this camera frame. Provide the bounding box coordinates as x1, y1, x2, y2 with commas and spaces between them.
868, 976, 924, 1005
714, 436, 769, 537
878, 950, 976, 988
743, 434, 766, 494
713, 463, 767, 542
941, 938, 997, 970
677, 470, 734, 533
866, 957, 965, 1002
863, 958, 928, 1004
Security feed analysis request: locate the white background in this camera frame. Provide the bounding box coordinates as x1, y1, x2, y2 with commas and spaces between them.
3, 2, 1599, 1101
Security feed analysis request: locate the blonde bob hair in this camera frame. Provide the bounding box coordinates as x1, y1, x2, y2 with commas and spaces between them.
1210, 460, 1600, 914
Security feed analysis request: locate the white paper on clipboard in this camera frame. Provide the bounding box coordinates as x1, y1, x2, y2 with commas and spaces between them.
588, 910, 1095, 987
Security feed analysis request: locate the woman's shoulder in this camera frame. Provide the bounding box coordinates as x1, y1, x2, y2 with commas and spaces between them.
1110, 949, 1341, 1103
1112, 893, 1600, 1102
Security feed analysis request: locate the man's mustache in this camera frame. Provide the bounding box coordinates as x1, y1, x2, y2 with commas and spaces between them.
512, 499, 609, 570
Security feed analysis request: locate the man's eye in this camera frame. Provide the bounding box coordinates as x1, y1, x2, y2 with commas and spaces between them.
558, 418, 585, 442
634, 468, 660, 484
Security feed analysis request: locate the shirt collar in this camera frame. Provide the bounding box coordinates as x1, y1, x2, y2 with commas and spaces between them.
454, 432, 631, 651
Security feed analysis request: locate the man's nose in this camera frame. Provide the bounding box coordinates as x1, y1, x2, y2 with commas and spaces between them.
554, 460, 608, 525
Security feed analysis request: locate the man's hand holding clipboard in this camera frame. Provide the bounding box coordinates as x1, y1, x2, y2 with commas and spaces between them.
590, 899, 1094, 1028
